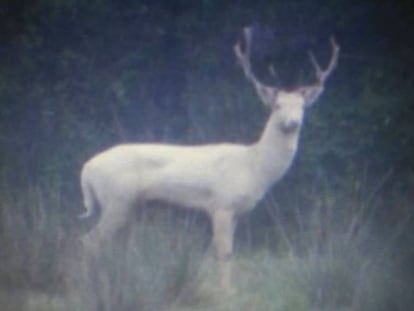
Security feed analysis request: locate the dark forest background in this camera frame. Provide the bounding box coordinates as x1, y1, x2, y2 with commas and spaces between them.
0, 0, 413, 310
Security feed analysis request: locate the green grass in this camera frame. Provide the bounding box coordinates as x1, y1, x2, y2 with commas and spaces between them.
0, 182, 412, 311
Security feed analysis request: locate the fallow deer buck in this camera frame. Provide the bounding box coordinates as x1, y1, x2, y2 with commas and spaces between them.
79, 27, 339, 291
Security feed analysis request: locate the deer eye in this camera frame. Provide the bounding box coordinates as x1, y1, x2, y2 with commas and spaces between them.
272, 103, 281, 110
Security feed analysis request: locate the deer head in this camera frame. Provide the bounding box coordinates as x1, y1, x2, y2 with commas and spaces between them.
234, 27, 340, 134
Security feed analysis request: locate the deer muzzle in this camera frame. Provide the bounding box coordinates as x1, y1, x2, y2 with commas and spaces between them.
280, 120, 301, 134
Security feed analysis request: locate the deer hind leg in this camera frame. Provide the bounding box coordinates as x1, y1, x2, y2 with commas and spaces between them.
211, 209, 236, 292
82, 201, 131, 257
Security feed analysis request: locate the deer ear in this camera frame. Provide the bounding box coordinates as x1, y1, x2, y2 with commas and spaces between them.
256, 85, 278, 109
299, 86, 323, 107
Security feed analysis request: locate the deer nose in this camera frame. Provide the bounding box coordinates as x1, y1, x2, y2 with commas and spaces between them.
281, 120, 300, 134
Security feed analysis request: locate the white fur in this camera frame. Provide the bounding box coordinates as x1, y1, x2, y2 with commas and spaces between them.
80, 91, 307, 290
79, 24, 340, 291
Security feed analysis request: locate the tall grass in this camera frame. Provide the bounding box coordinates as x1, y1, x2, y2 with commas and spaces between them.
0, 175, 412, 311
0, 183, 67, 293
70, 210, 208, 311
0, 180, 208, 310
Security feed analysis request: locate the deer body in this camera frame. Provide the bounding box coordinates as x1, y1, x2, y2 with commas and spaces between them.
82, 143, 255, 214
81, 95, 301, 218
80, 27, 339, 291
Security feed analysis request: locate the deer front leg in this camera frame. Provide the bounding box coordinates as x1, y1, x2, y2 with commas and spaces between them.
211, 209, 236, 292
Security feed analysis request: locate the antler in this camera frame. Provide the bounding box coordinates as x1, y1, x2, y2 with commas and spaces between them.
300, 37, 340, 106
309, 37, 340, 85
234, 27, 279, 108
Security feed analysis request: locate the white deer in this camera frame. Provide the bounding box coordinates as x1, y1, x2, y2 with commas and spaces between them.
79, 27, 339, 290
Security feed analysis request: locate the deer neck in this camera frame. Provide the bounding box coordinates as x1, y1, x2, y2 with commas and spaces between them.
251, 112, 301, 188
